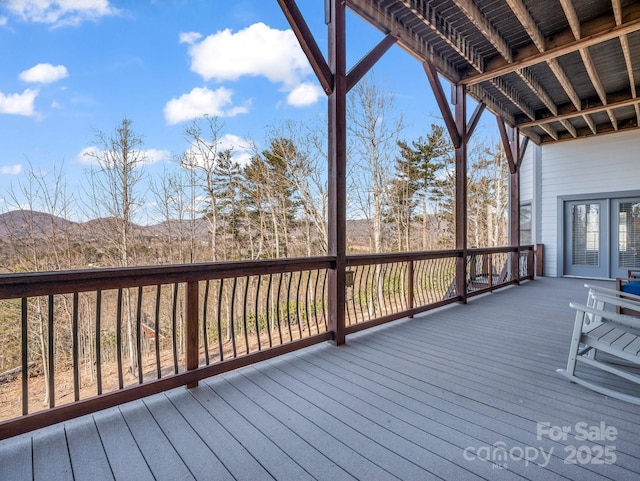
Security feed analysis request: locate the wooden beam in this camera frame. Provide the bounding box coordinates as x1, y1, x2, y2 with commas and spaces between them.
346, 34, 397, 92
505, 0, 545, 51
620, 35, 637, 99
613, 0, 623, 25
580, 49, 607, 103
462, 9, 640, 86
277, 0, 333, 94
401, 0, 484, 73
490, 76, 535, 120
467, 84, 515, 125
518, 136, 530, 165
424, 61, 461, 148
517, 68, 557, 116
539, 116, 640, 143
497, 117, 516, 174
452, 0, 512, 62
614, 1, 638, 125
346, 0, 461, 82
547, 59, 582, 111
560, 119, 578, 138
539, 123, 559, 141
467, 102, 486, 139
519, 127, 541, 145
516, 92, 640, 128
559, 0, 581, 39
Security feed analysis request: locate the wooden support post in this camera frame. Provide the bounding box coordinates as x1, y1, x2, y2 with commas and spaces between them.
511, 168, 521, 283
185, 281, 199, 388
454, 84, 468, 303
497, 118, 523, 285
327, 0, 347, 345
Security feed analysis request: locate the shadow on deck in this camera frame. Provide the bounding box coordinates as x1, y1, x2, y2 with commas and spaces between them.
1, 277, 639, 480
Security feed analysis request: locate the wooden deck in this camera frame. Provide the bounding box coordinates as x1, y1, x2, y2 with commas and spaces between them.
1, 277, 640, 480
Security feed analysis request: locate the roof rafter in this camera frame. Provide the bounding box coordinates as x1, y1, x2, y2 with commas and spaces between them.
559, 0, 617, 131
402, 0, 539, 137
461, 4, 640, 86
503, 0, 603, 138
453, 0, 562, 134
346, 0, 461, 82
504, 0, 545, 52
516, 91, 640, 128
612, 0, 640, 124
400, 0, 484, 73
452, 0, 512, 62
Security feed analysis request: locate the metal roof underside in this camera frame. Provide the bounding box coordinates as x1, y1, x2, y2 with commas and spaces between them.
346, 0, 640, 144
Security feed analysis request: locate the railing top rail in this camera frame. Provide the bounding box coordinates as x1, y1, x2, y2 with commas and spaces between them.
0, 256, 336, 299
346, 249, 462, 266
467, 245, 534, 255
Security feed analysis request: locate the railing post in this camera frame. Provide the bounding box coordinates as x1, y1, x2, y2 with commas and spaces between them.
185, 281, 199, 388
407, 260, 414, 318
488, 255, 493, 290
527, 248, 535, 279
535, 244, 544, 277
511, 249, 520, 285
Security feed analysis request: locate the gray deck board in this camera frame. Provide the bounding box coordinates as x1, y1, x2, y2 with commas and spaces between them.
0, 431, 32, 481
65, 416, 114, 481
2, 277, 640, 480
32, 424, 73, 481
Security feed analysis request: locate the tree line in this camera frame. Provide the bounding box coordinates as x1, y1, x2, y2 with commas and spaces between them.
1, 76, 510, 274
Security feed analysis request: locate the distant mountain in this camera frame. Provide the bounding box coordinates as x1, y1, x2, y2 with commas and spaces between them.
0, 210, 212, 242
0, 209, 374, 247
0, 210, 77, 239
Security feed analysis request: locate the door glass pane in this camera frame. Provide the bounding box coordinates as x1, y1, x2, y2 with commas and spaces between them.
572, 203, 599, 266
618, 202, 640, 269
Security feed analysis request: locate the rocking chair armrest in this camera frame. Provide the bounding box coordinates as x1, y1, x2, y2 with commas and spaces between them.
584, 283, 640, 303
588, 291, 640, 312
569, 302, 640, 335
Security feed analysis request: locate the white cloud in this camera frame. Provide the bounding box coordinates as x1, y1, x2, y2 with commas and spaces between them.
77, 146, 170, 166
163, 86, 249, 125
179, 31, 201, 44
0, 89, 38, 116
77, 146, 100, 165
286, 82, 323, 107
144, 149, 171, 164
218, 134, 254, 166
19, 63, 68, 83
0, 17, 8, 26
5, 0, 118, 27
184, 133, 254, 169
1, 164, 22, 175
185, 22, 310, 88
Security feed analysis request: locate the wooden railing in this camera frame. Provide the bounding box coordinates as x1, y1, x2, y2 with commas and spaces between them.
0, 246, 535, 439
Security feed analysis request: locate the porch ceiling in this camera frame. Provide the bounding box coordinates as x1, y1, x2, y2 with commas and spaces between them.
346, 0, 640, 144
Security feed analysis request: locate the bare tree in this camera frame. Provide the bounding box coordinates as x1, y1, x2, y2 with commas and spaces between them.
3, 162, 77, 405
348, 74, 405, 254
181, 116, 225, 262
265, 121, 329, 256
84, 117, 147, 378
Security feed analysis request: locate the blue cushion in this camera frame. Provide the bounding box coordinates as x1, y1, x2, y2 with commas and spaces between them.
621, 281, 640, 296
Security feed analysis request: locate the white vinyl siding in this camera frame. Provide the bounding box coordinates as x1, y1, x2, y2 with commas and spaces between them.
539, 130, 640, 276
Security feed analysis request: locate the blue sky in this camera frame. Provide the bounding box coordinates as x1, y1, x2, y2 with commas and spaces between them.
0, 0, 498, 221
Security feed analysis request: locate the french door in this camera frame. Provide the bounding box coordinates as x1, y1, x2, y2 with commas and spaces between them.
564, 200, 608, 278
611, 198, 640, 278
564, 198, 640, 278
